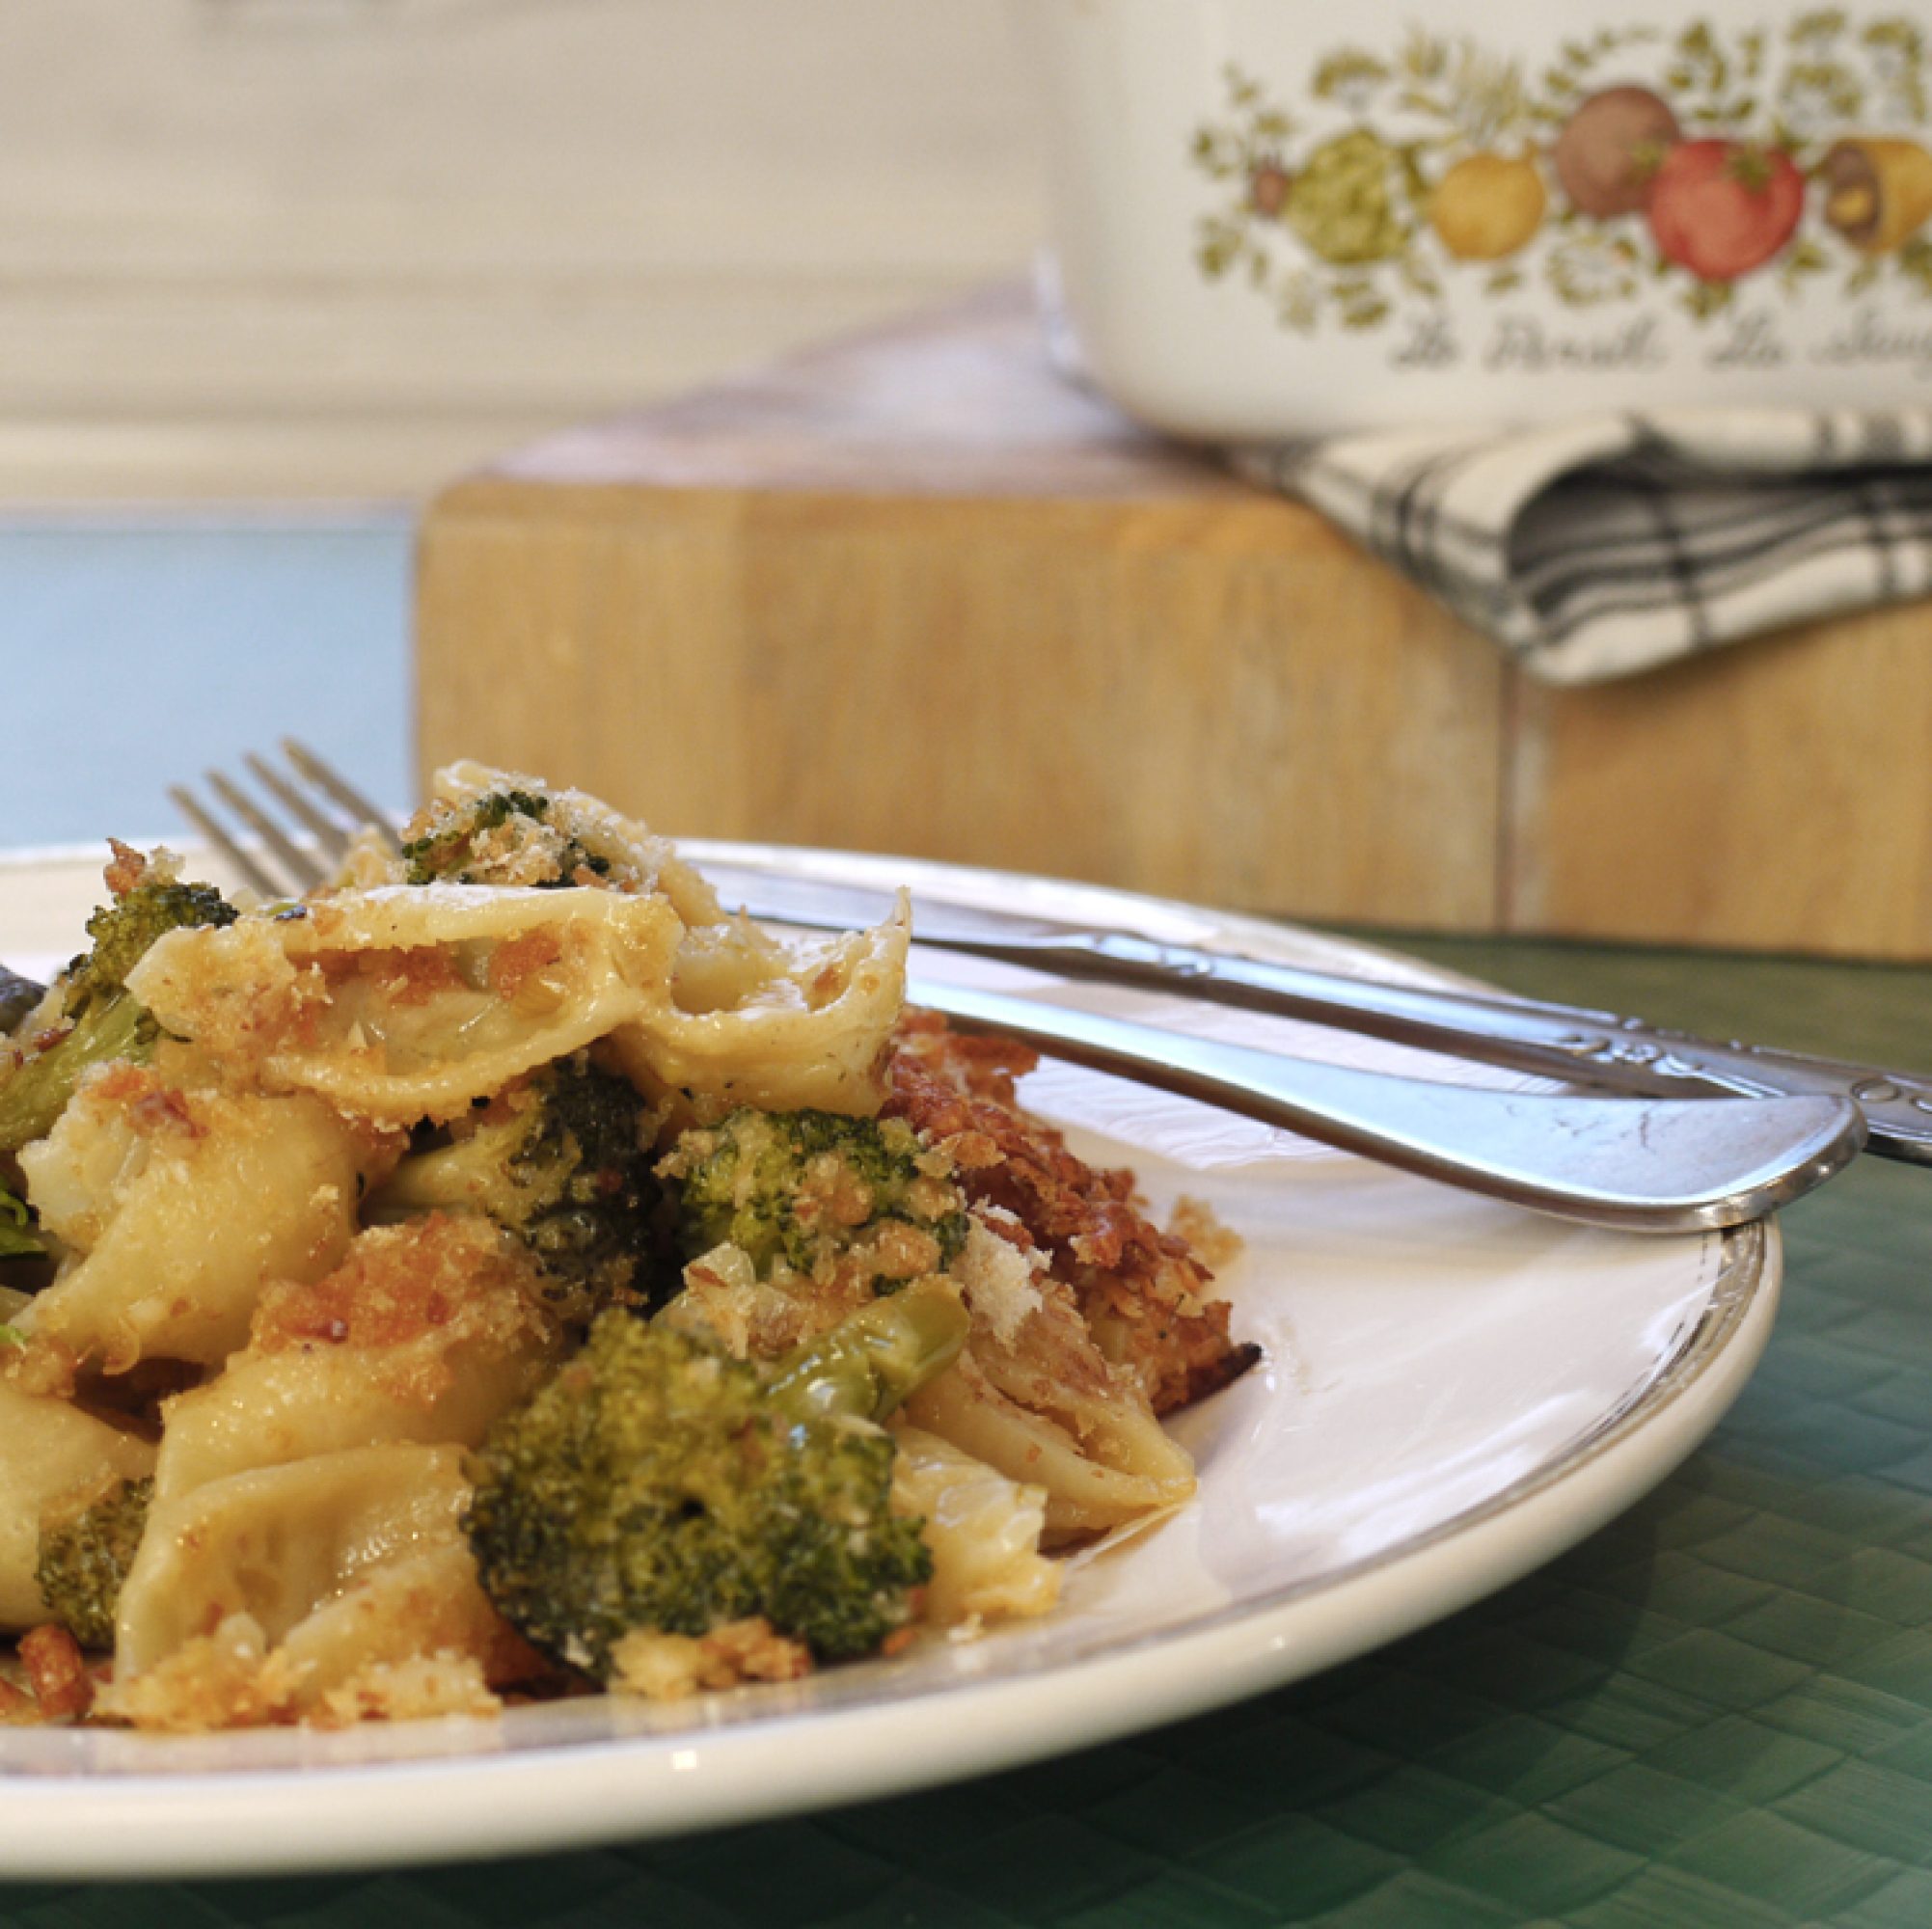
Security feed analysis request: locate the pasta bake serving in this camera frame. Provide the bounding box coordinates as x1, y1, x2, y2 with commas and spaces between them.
0, 767, 1255, 1732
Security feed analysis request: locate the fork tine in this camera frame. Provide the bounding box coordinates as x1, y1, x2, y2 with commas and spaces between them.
245, 750, 352, 859
283, 738, 404, 855
207, 771, 330, 892
168, 783, 286, 898
172, 741, 402, 899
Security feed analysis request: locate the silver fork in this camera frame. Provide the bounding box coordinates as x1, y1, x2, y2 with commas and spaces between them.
167, 747, 1865, 1233
169, 739, 403, 899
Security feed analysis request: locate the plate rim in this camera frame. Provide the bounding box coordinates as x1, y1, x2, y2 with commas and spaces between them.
0, 840, 1777, 1878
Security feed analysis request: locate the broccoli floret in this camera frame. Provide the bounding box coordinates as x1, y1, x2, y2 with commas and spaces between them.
400, 788, 611, 888
372, 1051, 667, 1319
36, 1476, 152, 1650
71, 880, 236, 1003
0, 871, 235, 1155
0, 1184, 41, 1260
663, 1108, 967, 1294
0, 994, 146, 1156
465, 1278, 968, 1677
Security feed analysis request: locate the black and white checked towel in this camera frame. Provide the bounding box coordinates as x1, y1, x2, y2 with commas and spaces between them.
1237, 409, 1932, 684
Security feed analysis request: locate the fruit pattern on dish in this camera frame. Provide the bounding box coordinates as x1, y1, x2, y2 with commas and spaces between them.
1191, 14, 1932, 331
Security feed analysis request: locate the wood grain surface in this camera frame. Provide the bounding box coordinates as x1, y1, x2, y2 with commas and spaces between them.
1511, 603, 1932, 955
419, 287, 1932, 958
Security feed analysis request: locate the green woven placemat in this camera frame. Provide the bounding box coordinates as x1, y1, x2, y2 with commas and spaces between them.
3, 941, 1926, 1927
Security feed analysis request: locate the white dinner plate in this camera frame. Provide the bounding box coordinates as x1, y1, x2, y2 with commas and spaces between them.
0, 841, 1776, 1880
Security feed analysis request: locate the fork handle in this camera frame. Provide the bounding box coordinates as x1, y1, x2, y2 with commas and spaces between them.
912, 981, 1864, 1233
984, 934, 1932, 1168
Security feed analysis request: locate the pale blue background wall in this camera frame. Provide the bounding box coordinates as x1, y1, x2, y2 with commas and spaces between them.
3, 517, 412, 846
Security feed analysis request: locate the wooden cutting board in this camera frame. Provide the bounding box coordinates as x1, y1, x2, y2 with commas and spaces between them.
417, 284, 1932, 960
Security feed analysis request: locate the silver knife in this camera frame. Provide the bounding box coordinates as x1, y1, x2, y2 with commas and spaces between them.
700, 860, 1932, 1168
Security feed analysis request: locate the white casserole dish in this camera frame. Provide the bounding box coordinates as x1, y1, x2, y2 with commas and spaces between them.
1017, 0, 1932, 435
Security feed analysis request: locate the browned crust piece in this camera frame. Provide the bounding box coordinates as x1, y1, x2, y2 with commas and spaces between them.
885, 1012, 1260, 1414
